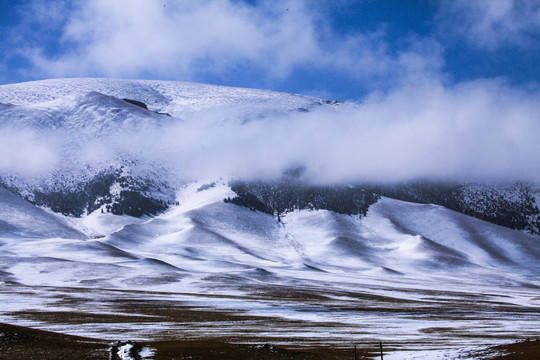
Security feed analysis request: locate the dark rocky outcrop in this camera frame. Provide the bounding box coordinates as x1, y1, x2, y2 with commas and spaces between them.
122, 98, 148, 110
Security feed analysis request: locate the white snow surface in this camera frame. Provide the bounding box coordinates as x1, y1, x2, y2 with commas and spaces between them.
1, 181, 539, 359
0, 78, 318, 121
115, 343, 154, 360
0, 187, 86, 240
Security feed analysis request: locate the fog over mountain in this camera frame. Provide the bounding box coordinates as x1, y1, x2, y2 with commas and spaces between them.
1, 78, 539, 184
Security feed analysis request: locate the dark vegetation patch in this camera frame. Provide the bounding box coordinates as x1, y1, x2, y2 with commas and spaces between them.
30, 168, 170, 217
108, 190, 167, 217
32, 170, 118, 216
197, 182, 217, 192
225, 175, 380, 221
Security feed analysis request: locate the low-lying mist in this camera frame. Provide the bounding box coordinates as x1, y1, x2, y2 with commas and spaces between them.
2, 79, 540, 185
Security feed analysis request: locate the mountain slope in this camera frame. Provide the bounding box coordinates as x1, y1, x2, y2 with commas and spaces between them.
0, 78, 322, 120
1, 180, 539, 355
0, 187, 86, 240
3, 181, 537, 289
371, 181, 540, 234
0, 74, 539, 357
0, 78, 330, 218
0, 77, 538, 282
1, 78, 538, 233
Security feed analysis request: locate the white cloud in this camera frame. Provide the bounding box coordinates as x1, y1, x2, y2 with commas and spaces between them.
23, 0, 319, 78
0, 129, 59, 176
436, 0, 540, 50
17, 0, 443, 93
4, 1, 539, 184
1, 78, 539, 183
68, 79, 540, 184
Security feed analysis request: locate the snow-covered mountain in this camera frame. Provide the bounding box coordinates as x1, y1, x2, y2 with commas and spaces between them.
0, 78, 322, 114
0, 78, 539, 357
0, 78, 331, 217
1, 78, 538, 231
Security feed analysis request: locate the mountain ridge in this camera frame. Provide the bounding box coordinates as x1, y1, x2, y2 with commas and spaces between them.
0, 78, 539, 232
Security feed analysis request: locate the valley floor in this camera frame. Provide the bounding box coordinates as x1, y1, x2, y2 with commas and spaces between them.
1, 322, 538, 360
1, 278, 539, 360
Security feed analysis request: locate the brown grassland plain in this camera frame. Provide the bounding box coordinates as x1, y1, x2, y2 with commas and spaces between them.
1, 322, 539, 359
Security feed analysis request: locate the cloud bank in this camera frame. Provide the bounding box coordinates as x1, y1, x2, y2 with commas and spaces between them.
1, 0, 539, 184
436, 0, 540, 50
12, 0, 442, 95
1, 77, 539, 184
0, 128, 59, 176
53, 79, 538, 184
200, 82, 539, 183
5, 0, 540, 98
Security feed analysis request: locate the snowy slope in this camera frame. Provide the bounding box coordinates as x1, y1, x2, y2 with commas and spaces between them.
1, 78, 539, 357
2, 181, 538, 289
1, 181, 539, 355
0, 187, 85, 240
0, 91, 167, 134
105, 184, 540, 285
367, 198, 540, 273
0, 78, 321, 121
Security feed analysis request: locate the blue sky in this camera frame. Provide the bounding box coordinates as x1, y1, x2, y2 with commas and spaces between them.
1, 0, 540, 101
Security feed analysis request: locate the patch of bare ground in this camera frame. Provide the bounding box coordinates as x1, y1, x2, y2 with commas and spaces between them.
488, 338, 540, 360
0, 323, 109, 360
7, 310, 161, 324
149, 341, 374, 360
3, 322, 539, 360
0, 323, 377, 360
